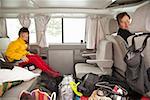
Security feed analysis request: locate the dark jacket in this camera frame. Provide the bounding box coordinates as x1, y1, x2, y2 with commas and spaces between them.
117, 28, 133, 43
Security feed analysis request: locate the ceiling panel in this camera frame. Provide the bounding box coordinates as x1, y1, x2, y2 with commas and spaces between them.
33, 0, 113, 9
0, 0, 149, 18
1, 0, 114, 9
1, 0, 34, 8
1, 0, 147, 9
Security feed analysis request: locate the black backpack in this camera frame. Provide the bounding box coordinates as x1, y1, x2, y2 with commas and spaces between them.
77, 73, 100, 96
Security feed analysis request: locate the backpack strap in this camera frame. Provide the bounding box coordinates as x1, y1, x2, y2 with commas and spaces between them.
139, 35, 150, 52
131, 33, 150, 45
131, 34, 150, 52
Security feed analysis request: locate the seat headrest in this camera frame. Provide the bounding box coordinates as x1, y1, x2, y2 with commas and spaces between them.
108, 19, 118, 34
0, 38, 10, 51
129, 3, 150, 33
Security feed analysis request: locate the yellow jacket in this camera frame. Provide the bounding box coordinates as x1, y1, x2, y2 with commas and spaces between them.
5, 37, 30, 62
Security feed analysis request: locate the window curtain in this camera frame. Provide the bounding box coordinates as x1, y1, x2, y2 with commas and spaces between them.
35, 15, 50, 47
96, 17, 106, 48
0, 18, 7, 37
18, 14, 31, 28
100, 17, 112, 36
85, 16, 105, 49
85, 16, 98, 49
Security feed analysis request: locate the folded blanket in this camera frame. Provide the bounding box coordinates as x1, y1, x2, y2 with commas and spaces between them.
0, 66, 40, 83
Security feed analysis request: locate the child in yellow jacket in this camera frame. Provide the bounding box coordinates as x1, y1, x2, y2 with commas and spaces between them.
5, 27, 60, 77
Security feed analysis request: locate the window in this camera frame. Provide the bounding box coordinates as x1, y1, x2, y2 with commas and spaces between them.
46, 18, 86, 44
63, 18, 86, 43
6, 18, 36, 43
6, 19, 21, 41
29, 19, 36, 43
6, 18, 86, 44
45, 18, 62, 43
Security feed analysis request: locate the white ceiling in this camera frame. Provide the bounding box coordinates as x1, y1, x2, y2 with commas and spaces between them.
0, 0, 149, 17
0, 0, 148, 9
0, 0, 114, 9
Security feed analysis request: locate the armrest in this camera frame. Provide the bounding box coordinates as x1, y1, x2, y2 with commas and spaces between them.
86, 59, 98, 64
82, 53, 96, 59
86, 59, 113, 68
82, 53, 96, 57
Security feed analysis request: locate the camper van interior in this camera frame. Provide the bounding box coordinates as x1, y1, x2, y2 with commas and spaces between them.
0, 0, 150, 99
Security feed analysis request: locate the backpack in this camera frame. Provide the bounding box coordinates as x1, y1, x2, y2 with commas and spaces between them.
124, 34, 150, 96
39, 72, 62, 93
77, 73, 100, 96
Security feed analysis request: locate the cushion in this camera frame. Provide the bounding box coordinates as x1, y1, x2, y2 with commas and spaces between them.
75, 63, 103, 79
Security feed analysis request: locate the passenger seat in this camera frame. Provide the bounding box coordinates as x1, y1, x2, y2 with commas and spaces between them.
105, 18, 129, 79
75, 39, 113, 79
107, 3, 150, 80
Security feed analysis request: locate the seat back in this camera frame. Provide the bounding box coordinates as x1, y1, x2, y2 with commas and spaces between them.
105, 18, 128, 78
106, 35, 127, 77
96, 39, 113, 68
0, 37, 11, 58
128, 3, 150, 69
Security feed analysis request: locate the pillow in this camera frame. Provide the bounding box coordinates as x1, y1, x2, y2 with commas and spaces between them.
0, 80, 23, 96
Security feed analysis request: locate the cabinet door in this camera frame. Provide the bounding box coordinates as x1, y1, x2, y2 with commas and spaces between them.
48, 50, 73, 74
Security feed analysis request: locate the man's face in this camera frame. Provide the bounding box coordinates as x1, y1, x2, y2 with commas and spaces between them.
20, 32, 29, 42
119, 15, 130, 30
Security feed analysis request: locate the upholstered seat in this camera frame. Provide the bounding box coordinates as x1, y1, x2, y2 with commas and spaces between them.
75, 39, 113, 79
107, 3, 150, 79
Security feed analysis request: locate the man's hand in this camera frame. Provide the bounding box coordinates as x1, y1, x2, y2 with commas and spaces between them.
21, 56, 29, 62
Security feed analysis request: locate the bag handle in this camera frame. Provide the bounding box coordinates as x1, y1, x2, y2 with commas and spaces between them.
131, 33, 149, 46
50, 92, 56, 100
95, 82, 128, 97
140, 35, 150, 52
131, 34, 150, 52
95, 82, 113, 91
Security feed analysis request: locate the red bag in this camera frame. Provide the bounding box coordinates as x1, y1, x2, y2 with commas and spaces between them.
80, 96, 88, 100
141, 96, 150, 100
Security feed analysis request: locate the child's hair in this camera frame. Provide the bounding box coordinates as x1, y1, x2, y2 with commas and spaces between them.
18, 27, 29, 36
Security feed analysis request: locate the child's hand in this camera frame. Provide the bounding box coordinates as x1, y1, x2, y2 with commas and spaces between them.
21, 56, 29, 62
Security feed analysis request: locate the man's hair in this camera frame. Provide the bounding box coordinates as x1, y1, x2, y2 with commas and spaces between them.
116, 12, 130, 25
18, 27, 29, 36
